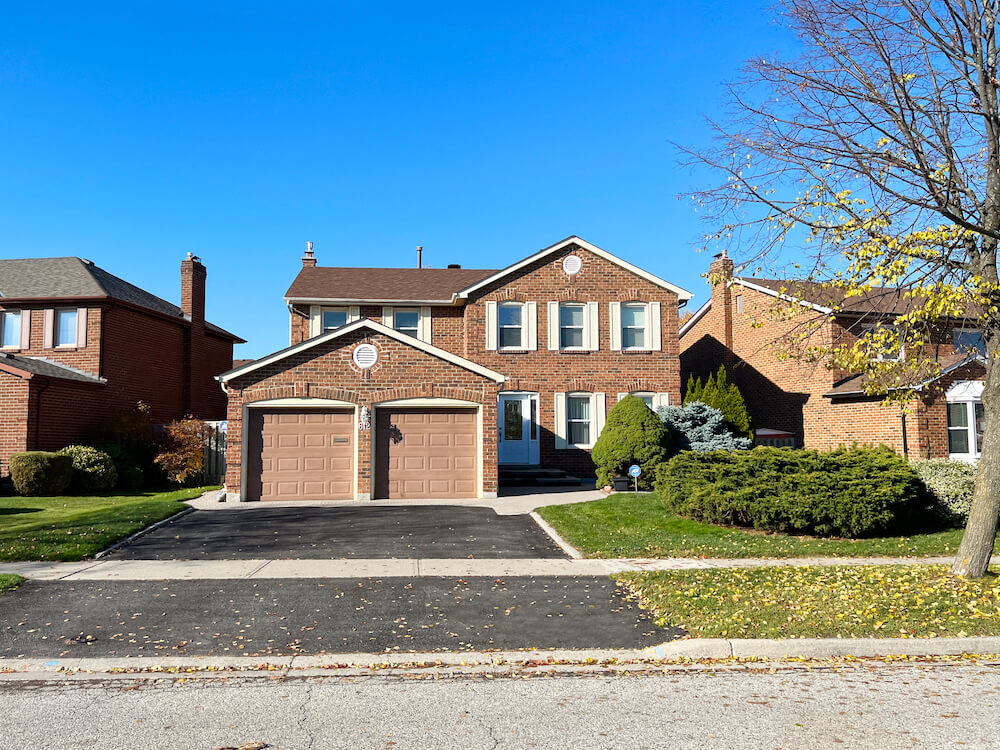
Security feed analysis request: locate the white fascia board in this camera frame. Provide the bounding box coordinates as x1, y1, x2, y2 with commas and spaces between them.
285, 297, 460, 306
678, 299, 712, 339
456, 236, 694, 301
218, 318, 506, 384
730, 278, 834, 315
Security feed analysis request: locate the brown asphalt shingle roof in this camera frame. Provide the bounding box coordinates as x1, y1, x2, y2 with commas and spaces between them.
0, 353, 105, 384
285, 267, 498, 302
824, 353, 985, 397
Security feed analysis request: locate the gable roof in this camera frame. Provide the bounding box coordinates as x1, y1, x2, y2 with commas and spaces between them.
218, 319, 506, 384
0, 256, 244, 342
285, 266, 496, 303
0, 352, 106, 384
456, 236, 694, 301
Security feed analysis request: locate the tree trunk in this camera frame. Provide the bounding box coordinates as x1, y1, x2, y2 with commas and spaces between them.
952, 356, 1000, 578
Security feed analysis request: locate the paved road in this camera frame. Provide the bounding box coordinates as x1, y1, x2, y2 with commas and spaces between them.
3, 664, 998, 749
108, 506, 565, 559
0, 577, 674, 657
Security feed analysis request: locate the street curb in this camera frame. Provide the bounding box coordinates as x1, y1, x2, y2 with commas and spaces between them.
3, 638, 999, 678
93, 506, 195, 559
529, 511, 583, 559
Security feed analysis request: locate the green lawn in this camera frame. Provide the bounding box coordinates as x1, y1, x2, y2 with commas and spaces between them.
0, 486, 217, 561
0, 574, 24, 592
537, 492, 996, 559
617, 565, 1000, 638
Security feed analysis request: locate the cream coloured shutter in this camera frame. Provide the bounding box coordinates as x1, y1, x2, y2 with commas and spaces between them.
309, 306, 321, 337
592, 393, 606, 444
586, 302, 599, 351
43, 309, 54, 348
553, 392, 567, 449
485, 301, 498, 350
348, 306, 360, 323
655, 393, 671, 410
649, 302, 662, 350
20, 310, 30, 348
547, 301, 560, 350
419, 307, 432, 343
382, 306, 394, 327
609, 302, 622, 351
76, 308, 88, 347
525, 301, 537, 350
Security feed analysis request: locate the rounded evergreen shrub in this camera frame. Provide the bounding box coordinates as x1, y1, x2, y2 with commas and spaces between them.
8, 452, 73, 496
657, 402, 752, 453
912, 458, 976, 524
655, 445, 925, 538
592, 395, 670, 490
57, 445, 118, 493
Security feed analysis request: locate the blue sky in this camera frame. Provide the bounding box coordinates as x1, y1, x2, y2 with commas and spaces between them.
0, 1, 794, 358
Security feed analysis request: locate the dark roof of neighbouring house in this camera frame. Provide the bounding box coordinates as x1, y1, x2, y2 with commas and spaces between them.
0, 352, 105, 384
0, 257, 244, 342
284, 266, 499, 302
824, 353, 985, 398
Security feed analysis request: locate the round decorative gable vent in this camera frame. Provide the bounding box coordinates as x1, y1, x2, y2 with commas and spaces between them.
352, 343, 379, 370
562, 254, 583, 276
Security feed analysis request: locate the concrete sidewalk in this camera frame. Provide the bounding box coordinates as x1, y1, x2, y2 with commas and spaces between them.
0, 554, 956, 581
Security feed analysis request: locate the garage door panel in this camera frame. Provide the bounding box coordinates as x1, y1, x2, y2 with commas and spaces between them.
375, 408, 478, 500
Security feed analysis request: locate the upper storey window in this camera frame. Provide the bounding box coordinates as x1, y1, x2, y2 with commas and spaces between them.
499, 303, 524, 349
484, 301, 536, 351
1, 311, 21, 349
559, 303, 585, 349
609, 301, 661, 351
393, 308, 420, 338
55, 308, 78, 347
953, 328, 986, 355
621, 303, 647, 350
322, 308, 350, 331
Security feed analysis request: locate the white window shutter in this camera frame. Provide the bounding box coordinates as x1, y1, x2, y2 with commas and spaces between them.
547, 301, 560, 350
309, 306, 321, 337
656, 393, 671, 410
592, 392, 606, 443
420, 307, 432, 343
617, 392, 627, 404
525, 301, 537, 350
609, 302, 621, 351
20, 310, 30, 348
485, 301, 498, 350
649, 302, 662, 350
587, 302, 599, 351
43, 309, 54, 349
76, 308, 88, 347
554, 393, 567, 449
382, 306, 394, 327
348, 306, 360, 323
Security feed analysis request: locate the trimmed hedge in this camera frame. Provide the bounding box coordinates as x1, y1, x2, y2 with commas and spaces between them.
913, 459, 976, 524
654, 446, 926, 538
592, 395, 670, 490
58, 445, 118, 493
8, 452, 74, 496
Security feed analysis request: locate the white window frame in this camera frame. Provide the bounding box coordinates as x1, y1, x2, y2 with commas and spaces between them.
565, 393, 592, 447
559, 303, 586, 350
321, 307, 351, 332
620, 302, 649, 351
618, 392, 670, 411
864, 323, 904, 362
554, 392, 606, 450
953, 327, 985, 355
498, 302, 525, 350
392, 307, 421, 338
0, 310, 21, 350
947, 400, 982, 461
54, 308, 78, 348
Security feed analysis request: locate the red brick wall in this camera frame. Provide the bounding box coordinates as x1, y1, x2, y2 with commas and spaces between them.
224, 328, 500, 499
0, 302, 103, 373
0, 374, 31, 472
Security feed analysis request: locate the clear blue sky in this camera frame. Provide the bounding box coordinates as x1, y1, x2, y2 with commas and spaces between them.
0, 1, 794, 358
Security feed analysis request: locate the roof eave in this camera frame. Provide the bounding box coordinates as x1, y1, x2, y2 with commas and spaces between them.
285, 296, 463, 306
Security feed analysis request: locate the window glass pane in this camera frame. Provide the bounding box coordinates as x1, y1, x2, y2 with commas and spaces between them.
498, 305, 522, 327
947, 402, 968, 428
949, 427, 970, 455
323, 309, 348, 330
1, 312, 20, 347
568, 421, 590, 446
623, 327, 645, 349
953, 329, 986, 354
500, 327, 522, 348
530, 398, 537, 440
504, 400, 523, 441
560, 305, 583, 327
976, 402, 985, 453
394, 310, 419, 336
55, 309, 77, 346
621, 305, 645, 328
560, 327, 583, 348
635, 394, 654, 409
567, 396, 590, 420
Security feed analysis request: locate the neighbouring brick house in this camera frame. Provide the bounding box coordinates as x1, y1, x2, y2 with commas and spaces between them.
679, 252, 986, 461
218, 236, 693, 502
0, 254, 244, 473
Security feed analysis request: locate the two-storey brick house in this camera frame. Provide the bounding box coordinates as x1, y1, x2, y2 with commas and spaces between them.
679, 253, 986, 461
218, 236, 692, 502
0, 254, 244, 473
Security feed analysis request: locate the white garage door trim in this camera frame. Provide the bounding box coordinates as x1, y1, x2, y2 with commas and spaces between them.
370, 397, 486, 500
241, 397, 359, 502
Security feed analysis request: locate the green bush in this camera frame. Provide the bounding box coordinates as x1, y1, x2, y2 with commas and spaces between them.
654, 445, 925, 537
57, 445, 119, 493
592, 395, 670, 489
913, 459, 976, 524
685, 365, 753, 439
92, 441, 146, 491
116, 464, 145, 492
8, 452, 74, 496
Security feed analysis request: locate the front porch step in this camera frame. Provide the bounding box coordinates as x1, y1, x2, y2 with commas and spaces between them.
498, 466, 585, 487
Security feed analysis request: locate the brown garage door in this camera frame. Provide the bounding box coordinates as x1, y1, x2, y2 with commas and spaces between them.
374, 408, 478, 499
247, 409, 355, 501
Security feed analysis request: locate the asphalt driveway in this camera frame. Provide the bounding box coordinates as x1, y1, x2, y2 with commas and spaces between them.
0, 577, 679, 657
106, 505, 566, 560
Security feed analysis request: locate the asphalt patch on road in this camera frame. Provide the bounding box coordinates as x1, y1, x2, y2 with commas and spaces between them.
106, 506, 565, 560
0, 577, 680, 658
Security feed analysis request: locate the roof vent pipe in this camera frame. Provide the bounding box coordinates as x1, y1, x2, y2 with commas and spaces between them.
416, 246, 423, 269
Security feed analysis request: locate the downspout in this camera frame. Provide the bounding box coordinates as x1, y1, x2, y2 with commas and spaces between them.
901, 412, 909, 459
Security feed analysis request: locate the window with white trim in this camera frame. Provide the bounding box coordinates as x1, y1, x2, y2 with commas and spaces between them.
1, 311, 21, 349
559, 303, 585, 349
631, 392, 655, 410
566, 394, 591, 446
620, 303, 648, 350
393, 308, 420, 338
498, 303, 524, 349
953, 328, 986, 354
322, 308, 350, 331
948, 401, 984, 459
54, 308, 78, 347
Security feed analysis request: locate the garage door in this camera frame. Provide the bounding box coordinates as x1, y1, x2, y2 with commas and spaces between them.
247, 409, 355, 501
374, 408, 478, 499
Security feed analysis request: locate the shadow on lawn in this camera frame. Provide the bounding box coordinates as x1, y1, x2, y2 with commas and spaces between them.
0, 507, 43, 516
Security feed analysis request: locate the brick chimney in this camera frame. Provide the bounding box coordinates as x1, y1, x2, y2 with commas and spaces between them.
180, 252, 207, 325
302, 241, 317, 268
708, 250, 735, 357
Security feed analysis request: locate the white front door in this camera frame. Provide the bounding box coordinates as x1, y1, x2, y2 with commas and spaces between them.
499, 393, 539, 465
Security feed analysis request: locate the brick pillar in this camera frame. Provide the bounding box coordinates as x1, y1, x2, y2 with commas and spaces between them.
708, 251, 735, 364
180, 253, 207, 416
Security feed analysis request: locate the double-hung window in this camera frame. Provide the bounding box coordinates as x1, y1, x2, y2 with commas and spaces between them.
322, 308, 350, 331
566, 394, 591, 446
948, 401, 984, 460
498, 304, 524, 349
55, 309, 78, 347
621, 303, 647, 350
1, 311, 21, 349
559, 304, 585, 349
393, 308, 420, 338
953, 328, 986, 355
